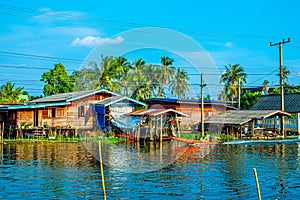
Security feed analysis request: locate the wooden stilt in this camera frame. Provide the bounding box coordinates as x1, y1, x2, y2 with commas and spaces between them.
160, 114, 163, 142
175, 114, 180, 137
297, 113, 300, 135
0, 122, 3, 143
154, 116, 158, 141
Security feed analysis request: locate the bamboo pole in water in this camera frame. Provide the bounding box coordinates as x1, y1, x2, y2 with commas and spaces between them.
0, 122, 3, 143
98, 141, 107, 200
0, 124, 3, 144
253, 168, 262, 200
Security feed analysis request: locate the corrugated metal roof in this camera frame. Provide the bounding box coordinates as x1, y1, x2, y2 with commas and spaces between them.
250, 93, 300, 113
95, 96, 146, 106
143, 97, 227, 104
29, 89, 120, 104
205, 110, 290, 125
142, 97, 237, 110
126, 108, 188, 117
0, 102, 70, 110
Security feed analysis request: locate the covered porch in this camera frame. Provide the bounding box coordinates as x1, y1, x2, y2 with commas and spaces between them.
126, 108, 188, 141
205, 110, 291, 139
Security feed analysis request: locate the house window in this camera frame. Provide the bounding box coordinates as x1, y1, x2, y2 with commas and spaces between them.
78, 106, 85, 117
56, 108, 65, 117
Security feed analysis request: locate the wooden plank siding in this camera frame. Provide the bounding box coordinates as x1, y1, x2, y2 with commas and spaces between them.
148, 102, 227, 131
9, 93, 111, 130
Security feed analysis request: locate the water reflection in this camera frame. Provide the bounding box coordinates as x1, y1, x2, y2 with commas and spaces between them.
1, 141, 300, 199
83, 139, 215, 173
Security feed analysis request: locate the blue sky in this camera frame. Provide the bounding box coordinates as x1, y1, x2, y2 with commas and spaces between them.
0, 0, 299, 98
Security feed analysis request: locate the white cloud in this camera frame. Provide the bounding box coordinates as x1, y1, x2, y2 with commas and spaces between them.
71, 36, 124, 47
225, 41, 233, 48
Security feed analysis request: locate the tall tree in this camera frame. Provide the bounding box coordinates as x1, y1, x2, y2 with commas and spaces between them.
0, 82, 28, 104
240, 90, 261, 110
277, 66, 290, 86
169, 68, 190, 98
41, 63, 74, 96
157, 56, 175, 97
98, 56, 118, 91
130, 58, 148, 99
220, 63, 246, 105
104, 56, 131, 95
74, 61, 103, 91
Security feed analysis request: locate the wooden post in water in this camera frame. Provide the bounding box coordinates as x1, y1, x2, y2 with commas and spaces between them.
98, 141, 107, 200
251, 119, 255, 137
160, 114, 163, 142
175, 114, 180, 138
154, 116, 157, 141
0, 122, 3, 143
253, 168, 262, 200
297, 113, 300, 135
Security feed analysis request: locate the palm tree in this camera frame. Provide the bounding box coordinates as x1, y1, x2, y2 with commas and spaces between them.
99, 56, 118, 91
130, 58, 148, 99
157, 56, 175, 97
75, 61, 103, 90
220, 64, 246, 105
112, 56, 131, 95
277, 66, 290, 86
169, 68, 190, 98
0, 82, 27, 104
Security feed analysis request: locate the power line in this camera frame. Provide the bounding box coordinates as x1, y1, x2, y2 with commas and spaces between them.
0, 3, 289, 42
0, 51, 84, 64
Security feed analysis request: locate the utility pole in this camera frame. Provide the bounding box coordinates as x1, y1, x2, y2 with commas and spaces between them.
200, 73, 207, 138
270, 38, 290, 137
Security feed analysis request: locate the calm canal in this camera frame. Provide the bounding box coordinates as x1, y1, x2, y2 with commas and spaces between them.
1, 139, 300, 199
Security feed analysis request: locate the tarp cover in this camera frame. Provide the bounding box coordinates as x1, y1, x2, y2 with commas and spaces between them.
111, 115, 140, 130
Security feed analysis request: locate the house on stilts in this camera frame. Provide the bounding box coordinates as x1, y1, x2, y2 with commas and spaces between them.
0, 89, 145, 139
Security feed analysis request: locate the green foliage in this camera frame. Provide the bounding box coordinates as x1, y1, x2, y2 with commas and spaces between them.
217, 134, 235, 141
74, 55, 190, 100
271, 87, 280, 94
288, 87, 300, 94
169, 68, 190, 98
0, 81, 28, 104
240, 90, 262, 110
41, 63, 74, 96
157, 56, 175, 97
220, 63, 246, 104
276, 66, 290, 86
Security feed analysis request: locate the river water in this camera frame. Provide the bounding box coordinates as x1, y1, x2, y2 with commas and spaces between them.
1, 140, 300, 199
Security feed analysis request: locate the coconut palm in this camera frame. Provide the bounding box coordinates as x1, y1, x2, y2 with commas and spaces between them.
130, 58, 148, 99
157, 56, 175, 97
277, 66, 290, 86
75, 61, 103, 90
169, 68, 190, 98
220, 63, 246, 105
110, 56, 131, 95
0, 82, 27, 104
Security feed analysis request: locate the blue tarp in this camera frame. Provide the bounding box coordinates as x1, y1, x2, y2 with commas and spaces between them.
111, 115, 140, 130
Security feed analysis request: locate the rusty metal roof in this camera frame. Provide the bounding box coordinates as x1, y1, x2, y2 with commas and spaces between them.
205, 110, 291, 125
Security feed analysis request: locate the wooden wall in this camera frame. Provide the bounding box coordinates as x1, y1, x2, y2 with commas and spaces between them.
8, 93, 112, 130
41, 94, 108, 129
148, 102, 227, 131
17, 110, 34, 127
